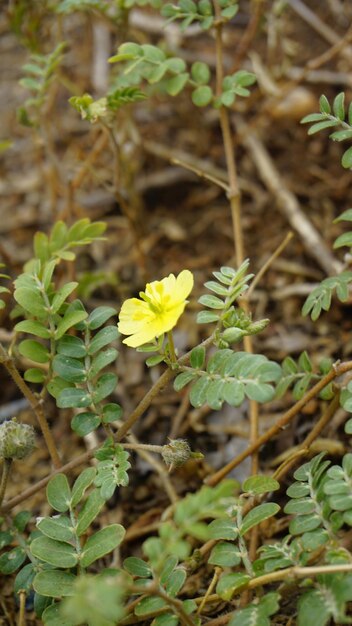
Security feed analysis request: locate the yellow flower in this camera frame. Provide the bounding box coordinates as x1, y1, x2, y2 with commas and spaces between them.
118, 270, 194, 347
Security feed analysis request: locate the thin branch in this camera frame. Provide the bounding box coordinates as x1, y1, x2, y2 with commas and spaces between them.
0, 459, 12, 507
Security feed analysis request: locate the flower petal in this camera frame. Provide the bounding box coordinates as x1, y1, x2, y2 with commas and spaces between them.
174, 270, 194, 301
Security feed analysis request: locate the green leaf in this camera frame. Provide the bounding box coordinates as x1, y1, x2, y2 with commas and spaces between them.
102, 403, 122, 423
76, 489, 105, 536
242, 475, 280, 495
0, 531, 13, 549
53, 355, 86, 383
334, 208, 352, 223
55, 310, 88, 340
307, 120, 339, 135
51, 283, 78, 314
165, 568, 186, 596
89, 348, 118, 378
289, 514, 322, 535
298, 589, 331, 626
190, 346, 206, 369
14, 511, 31, 532
301, 529, 329, 550
333, 92, 345, 120
14, 288, 46, 318
192, 85, 212, 107
14, 563, 35, 594
342, 146, 352, 169
71, 412, 101, 436
146, 354, 165, 367
31, 537, 78, 568
191, 61, 211, 84
80, 524, 125, 567
152, 614, 178, 626
37, 516, 74, 543
88, 326, 119, 355
19, 339, 50, 363
166, 73, 189, 96
208, 541, 241, 567
135, 596, 167, 616
47, 376, 73, 400
87, 306, 116, 330
109, 42, 141, 62
42, 603, 74, 626
47, 474, 71, 512
93, 373, 117, 402
57, 388, 91, 409
15, 320, 51, 339
189, 375, 210, 407
298, 351, 312, 372
319, 94, 331, 114
207, 518, 238, 540
71, 467, 96, 507
196, 310, 220, 323
198, 294, 225, 309
24, 368, 46, 383
223, 380, 245, 406
0, 547, 26, 574
284, 498, 315, 515
174, 371, 196, 391
245, 382, 274, 403
123, 556, 152, 578
216, 572, 250, 600
57, 335, 86, 358
240, 503, 280, 536
221, 5, 238, 19
33, 570, 76, 598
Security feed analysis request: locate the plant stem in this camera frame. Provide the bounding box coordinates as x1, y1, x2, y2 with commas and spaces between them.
0, 459, 12, 507
0, 344, 61, 469
17, 590, 26, 626
167, 331, 177, 364
123, 442, 164, 453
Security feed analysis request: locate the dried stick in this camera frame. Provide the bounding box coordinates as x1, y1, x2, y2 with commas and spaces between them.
231, 0, 266, 72
213, 0, 260, 481
287, 0, 352, 59
237, 120, 342, 276
245, 231, 294, 300
205, 361, 352, 486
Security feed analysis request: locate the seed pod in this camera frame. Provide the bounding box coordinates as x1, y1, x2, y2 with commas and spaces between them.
0, 418, 35, 460
161, 439, 191, 467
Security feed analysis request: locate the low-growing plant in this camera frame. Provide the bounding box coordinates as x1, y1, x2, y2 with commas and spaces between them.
2, 2, 352, 626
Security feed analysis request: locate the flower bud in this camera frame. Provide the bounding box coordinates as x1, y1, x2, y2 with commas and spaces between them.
0, 419, 35, 460
161, 439, 191, 467
222, 327, 247, 343
247, 319, 270, 335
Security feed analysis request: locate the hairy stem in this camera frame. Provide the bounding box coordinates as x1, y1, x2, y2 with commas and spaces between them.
0, 459, 12, 507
